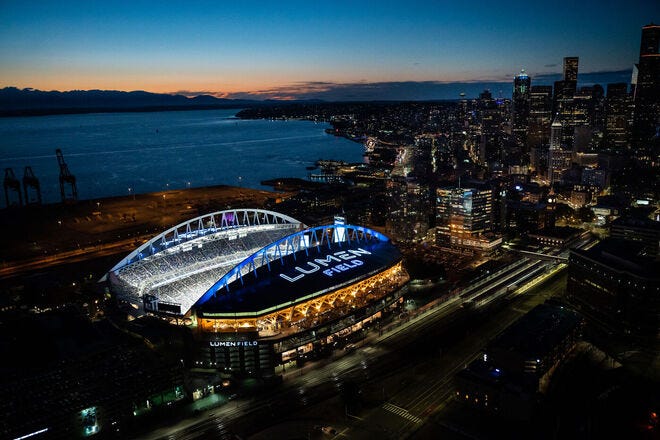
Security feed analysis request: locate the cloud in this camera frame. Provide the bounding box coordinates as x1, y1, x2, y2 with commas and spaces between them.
172, 90, 230, 99
172, 69, 635, 102
221, 80, 514, 101
544, 63, 558, 68
533, 69, 632, 86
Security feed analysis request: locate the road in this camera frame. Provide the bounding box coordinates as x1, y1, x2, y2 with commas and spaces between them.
338, 270, 568, 440
0, 237, 138, 279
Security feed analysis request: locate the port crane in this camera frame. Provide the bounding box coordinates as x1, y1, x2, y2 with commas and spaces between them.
23, 166, 42, 205
56, 148, 78, 203
3, 168, 23, 207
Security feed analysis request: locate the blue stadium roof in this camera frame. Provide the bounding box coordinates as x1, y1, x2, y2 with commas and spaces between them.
194, 224, 401, 317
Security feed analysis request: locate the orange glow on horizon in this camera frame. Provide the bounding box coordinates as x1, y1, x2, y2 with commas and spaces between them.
0, 66, 484, 99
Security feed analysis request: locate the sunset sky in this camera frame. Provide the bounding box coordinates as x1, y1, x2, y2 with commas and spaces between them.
0, 0, 657, 100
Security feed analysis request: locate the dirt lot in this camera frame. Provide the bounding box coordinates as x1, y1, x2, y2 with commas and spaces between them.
0, 185, 292, 265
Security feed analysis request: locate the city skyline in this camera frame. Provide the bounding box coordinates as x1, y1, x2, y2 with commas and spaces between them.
0, 1, 657, 100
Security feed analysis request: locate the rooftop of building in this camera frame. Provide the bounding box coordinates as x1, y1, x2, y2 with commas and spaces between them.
455, 358, 532, 396
611, 215, 660, 231
487, 303, 582, 361
506, 200, 548, 210
529, 226, 582, 239
594, 195, 628, 209
571, 238, 660, 279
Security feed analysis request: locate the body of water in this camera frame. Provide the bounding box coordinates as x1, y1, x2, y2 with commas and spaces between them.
0, 109, 363, 205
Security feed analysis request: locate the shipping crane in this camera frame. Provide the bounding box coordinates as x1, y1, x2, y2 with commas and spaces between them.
23, 166, 42, 205
56, 148, 78, 203
3, 168, 23, 207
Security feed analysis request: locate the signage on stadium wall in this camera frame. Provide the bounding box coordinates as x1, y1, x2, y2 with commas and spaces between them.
279, 248, 372, 283
210, 341, 258, 347
143, 294, 182, 315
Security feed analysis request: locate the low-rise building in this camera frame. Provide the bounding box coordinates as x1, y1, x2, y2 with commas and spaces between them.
567, 238, 660, 337
455, 303, 583, 420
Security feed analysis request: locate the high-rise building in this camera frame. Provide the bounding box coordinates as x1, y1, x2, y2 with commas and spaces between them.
553, 57, 580, 149
604, 83, 633, 151
478, 90, 504, 166
527, 85, 553, 172
512, 69, 531, 147
632, 23, 660, 148
563, 56, 579, 82
548, 120, 572, 183
571, 87, 596, 151
555, 57, 579, 107
436, 186, 499, 251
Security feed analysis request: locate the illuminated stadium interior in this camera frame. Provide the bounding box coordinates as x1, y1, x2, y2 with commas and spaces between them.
108, 209, 304, 315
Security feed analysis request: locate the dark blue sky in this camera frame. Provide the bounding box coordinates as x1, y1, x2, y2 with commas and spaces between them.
0, 1, 657, 99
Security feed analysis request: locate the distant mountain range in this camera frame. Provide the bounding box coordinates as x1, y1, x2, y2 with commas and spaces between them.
1, 69, 633, 116
0, 87, 262, 116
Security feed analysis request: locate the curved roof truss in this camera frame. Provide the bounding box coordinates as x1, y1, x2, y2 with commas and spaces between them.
196, 224, 389, 305
110, 209, 302, 272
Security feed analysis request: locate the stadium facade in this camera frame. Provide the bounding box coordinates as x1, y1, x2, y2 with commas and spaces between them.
107, 209, 409, 376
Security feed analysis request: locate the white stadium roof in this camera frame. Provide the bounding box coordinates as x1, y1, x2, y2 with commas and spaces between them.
107, 209, 303, 316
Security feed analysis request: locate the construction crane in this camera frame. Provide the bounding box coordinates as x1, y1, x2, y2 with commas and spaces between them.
56, 148, 78, 203
3, 168, 23, 207
23, 166, 42, 205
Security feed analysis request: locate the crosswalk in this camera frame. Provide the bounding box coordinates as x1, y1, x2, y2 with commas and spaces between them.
382, 403, 422, 424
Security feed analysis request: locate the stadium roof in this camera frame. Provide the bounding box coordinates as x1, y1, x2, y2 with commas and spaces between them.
107, 209, 304, 316
194, 224, 401, 317
110, 209, 302, 272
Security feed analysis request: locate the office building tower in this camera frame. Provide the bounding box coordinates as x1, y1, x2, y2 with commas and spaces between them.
555, 57, 579, 109
436, 186, 499, 251
512, 69, 531, 147
563, 56, 579, 82
548, 120, 572, 183
604, 83, 633, 151
632, 23, 660, 147
553, 57, 580, 149
527, 87, 553, 145
478, 90, 504, 166
590, 84, 606, 138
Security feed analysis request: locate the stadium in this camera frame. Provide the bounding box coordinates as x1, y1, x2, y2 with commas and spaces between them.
107, 209, 409, 375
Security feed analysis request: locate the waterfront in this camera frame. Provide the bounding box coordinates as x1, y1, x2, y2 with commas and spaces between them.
0, 109, 363, 204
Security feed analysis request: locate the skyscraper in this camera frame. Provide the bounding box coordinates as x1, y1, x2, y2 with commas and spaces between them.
436, 186, 493, 246
512, 69, 531, 147
563, 56, 579, 82
478, 90, 503, 166
547, 120, 572, 184
553, 57, 580, 149
604, 83, 632, 151
554, 57, 579, 111
527, 85, 554, 173
527, 85, 553, 150
632, 23, 660, 148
